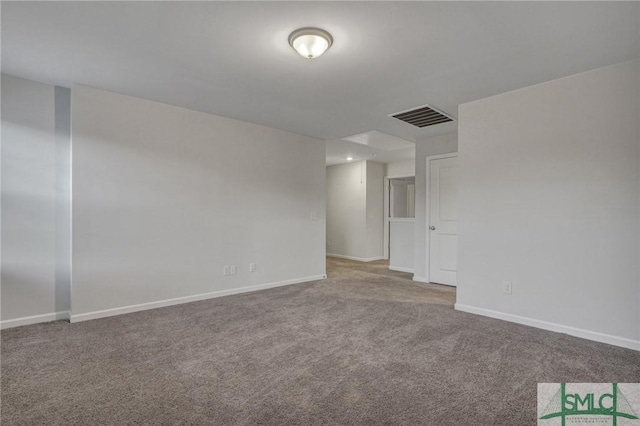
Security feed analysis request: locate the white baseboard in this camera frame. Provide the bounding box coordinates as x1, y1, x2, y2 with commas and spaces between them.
1, 311, 70, 330
326, 253, 385, 262
389, 266, 414, 273
455, 303, 640, 351
71, 274, 326, 323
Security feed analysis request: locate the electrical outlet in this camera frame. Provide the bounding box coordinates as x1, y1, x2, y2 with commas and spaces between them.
249, 263, 256, 272
223, 265, 230, 276
503, 281, 512, 295
310, 211, 318, 221
230, 265, 237, 275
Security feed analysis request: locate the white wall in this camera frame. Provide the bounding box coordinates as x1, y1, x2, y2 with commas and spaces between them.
54, 86, 72, 321
1, 74, 71, 327
326, 160, 384, 261
71, 85, 326, 321
326, 161, 366, 259
456, 60, 640, 349
413, 133, 458, 282
389, 219, 414, 273
386, 159, 415, 178
365, 161, 384, 259
391, 180, 409, 218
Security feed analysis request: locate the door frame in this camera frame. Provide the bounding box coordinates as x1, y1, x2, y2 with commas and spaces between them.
425, 153, 458, 284
384, 174, 414, 260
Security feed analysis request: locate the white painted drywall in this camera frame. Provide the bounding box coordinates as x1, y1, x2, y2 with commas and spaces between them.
326, 161, 367, 259
413, 133, 458, 281
1, 74, 71, 325
326, 160, 384, 261
53, 86, 71, 321
71, 85, 326, 319
365, 162, 384, 259
386, 159, 415, 178
457, 60, 640, 345
391, 180, 409, 218
407, 184, 415, 219
389, 219, 414, 272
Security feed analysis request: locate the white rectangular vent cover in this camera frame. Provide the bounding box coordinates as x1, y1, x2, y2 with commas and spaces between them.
390, 104, 454, 128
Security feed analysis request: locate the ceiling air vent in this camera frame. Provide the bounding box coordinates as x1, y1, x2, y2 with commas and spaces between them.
390, 104, 454, 128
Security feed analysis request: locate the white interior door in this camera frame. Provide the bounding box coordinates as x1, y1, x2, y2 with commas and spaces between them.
429, 156, 458, 285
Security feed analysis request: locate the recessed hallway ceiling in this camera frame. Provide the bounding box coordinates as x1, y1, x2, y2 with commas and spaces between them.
2, 2, 638, 142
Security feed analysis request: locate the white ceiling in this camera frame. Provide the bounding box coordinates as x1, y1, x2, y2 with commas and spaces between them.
342, 131, 414, 152
325, 130, 415, 166
325, 138, 414, 166
2, 2, 639, 162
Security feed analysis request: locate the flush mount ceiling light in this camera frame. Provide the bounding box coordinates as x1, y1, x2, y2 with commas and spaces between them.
288, 27, 333, 59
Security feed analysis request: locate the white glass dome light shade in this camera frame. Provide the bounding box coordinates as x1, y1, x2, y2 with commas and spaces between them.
292, 34, 329, 58
288, 27, 333, 59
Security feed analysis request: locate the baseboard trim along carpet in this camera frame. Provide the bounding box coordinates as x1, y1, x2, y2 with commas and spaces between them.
388, 266, 414, 274
326, 253, 385, 262
412, 276, 428, 283
71, 275, 327, 323
1, 311, 71, 330
455, 303, 640, 351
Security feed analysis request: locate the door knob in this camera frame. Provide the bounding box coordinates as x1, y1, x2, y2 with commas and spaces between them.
430, 226, 436, 230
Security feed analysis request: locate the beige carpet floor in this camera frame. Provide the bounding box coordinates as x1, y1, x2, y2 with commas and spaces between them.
1, 257, 638, 425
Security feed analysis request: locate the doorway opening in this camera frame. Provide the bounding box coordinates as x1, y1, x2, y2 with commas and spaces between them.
384, 176, 415, 273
